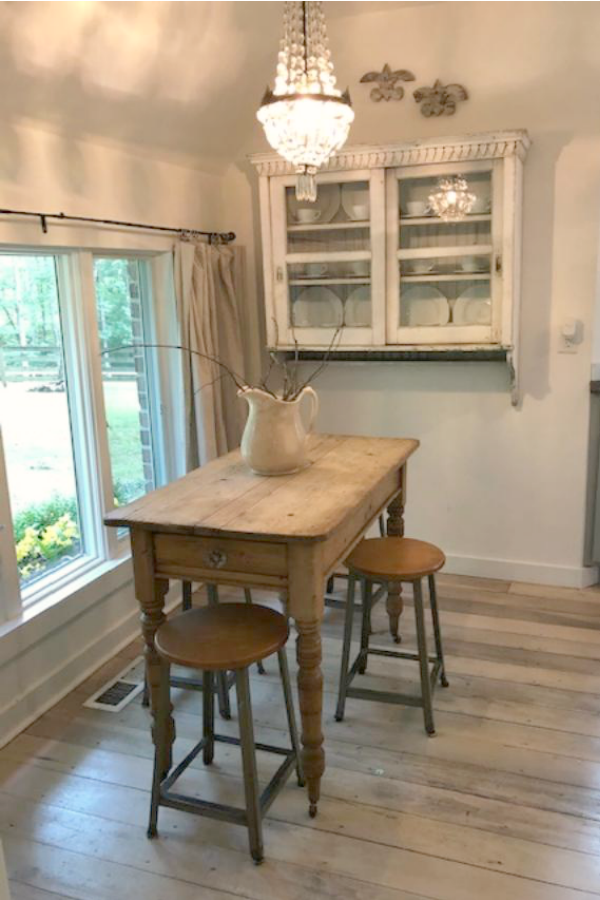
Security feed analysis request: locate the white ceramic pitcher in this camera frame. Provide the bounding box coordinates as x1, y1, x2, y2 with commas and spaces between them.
238, 386, 319, 476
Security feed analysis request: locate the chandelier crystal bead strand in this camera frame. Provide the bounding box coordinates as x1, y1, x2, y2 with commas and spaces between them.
257, 1, 354, 201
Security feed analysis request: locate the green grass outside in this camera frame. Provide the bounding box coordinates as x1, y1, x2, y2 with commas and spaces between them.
15, 381, 151, 582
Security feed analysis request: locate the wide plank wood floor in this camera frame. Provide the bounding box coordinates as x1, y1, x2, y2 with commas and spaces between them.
3, 573, 600, 900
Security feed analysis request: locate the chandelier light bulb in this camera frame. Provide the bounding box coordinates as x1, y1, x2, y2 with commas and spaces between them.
257, 1, 354, 201
428, 176, 476, 222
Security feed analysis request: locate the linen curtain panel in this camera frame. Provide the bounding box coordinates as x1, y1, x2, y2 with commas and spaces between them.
174, 240, 246, 469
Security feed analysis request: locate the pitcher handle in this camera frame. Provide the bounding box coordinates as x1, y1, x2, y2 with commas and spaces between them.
301, 386, 319, 433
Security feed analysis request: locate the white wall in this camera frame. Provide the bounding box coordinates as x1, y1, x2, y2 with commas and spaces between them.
0, 120, 224, 745
225, 0, 600, 587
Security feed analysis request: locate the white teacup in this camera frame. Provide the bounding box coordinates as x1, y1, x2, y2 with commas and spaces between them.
350, 203, 369, 220
406, 200, 428, 217
348, 260, 369, 276
471, 196, 491, 214
305, 263, 327, 277
460, 257, 485, 272
296, 208, 321, 224
411, 260, 434, 275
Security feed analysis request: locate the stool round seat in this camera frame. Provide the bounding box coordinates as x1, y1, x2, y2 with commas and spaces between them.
346, 537, 445, 582
155, 604, 288, 671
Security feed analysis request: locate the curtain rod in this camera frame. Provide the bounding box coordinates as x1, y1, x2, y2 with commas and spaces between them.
0, 207, 236, 243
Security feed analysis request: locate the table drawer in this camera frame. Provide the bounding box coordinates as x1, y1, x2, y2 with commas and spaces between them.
153, 534, 288, 586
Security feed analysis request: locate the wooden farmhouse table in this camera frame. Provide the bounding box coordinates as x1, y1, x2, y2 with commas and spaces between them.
105, 433, 419, 816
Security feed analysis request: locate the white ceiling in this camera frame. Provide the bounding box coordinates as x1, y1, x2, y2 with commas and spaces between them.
0, 1, 424, 166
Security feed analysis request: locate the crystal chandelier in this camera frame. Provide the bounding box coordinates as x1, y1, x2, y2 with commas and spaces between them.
257, 1, 354, 202
428, 175, 476, 222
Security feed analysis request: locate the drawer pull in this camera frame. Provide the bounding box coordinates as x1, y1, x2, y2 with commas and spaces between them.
207, 549, 228, 569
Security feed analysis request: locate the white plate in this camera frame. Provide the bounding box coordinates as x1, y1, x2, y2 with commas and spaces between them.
287, 183, 341, 225
345, 286, 371, 327
341, 184, 370, 221
292, 287, 344, 327
453, 285, 492, 325
401, 286, 449, 327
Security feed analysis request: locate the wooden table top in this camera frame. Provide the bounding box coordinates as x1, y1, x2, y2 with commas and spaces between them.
104, 434, 418, 543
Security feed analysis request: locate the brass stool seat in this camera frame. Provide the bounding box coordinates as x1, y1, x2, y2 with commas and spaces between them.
336, 537, 448, 735
148, 603, 304, 864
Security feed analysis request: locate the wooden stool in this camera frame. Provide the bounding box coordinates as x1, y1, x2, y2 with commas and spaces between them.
148, 603, 304, 864
142, 583, 265, 714
335, 537, 449, 735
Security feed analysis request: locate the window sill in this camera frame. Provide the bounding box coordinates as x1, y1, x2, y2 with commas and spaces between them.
0, 554, 134, 667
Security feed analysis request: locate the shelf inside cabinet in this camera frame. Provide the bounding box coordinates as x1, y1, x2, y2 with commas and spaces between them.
285, 250, 371, 263
397, 245, 493, 260
288, 278, 371, 286
287, 220, 370, 232
400, 272, 489, 283
400, 214, 491, 226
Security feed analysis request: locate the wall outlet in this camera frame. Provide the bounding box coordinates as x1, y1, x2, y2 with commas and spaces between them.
559, 318, 584, 353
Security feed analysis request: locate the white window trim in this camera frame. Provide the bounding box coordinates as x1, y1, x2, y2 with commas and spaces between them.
0, 428, 21, 624
0, 225, 182, 629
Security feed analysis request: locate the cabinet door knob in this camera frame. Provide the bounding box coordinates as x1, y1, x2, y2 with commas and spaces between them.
495, 255, 503, 275
207, 549, 228, 569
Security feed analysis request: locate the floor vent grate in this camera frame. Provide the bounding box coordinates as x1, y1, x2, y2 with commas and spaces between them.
84, 656, 144, 712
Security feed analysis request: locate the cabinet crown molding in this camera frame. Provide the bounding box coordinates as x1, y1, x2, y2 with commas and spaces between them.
249, 129, 530, 176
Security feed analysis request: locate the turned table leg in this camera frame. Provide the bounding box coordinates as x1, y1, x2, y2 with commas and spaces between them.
288, 544, 325, 817
385, 465, 407, 644
295, 618, 325, 818
131, 529, 173, 777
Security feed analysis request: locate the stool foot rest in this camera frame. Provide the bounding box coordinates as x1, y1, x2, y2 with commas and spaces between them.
339, 647, 445, 718
154, 733, 298, 828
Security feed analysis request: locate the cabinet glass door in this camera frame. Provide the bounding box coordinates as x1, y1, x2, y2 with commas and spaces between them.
270, 170, 385, 347
386, 161, 502, 345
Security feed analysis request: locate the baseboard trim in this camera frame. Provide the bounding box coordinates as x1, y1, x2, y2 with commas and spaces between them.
0, 589, 182, 752
443, 553, 599, 589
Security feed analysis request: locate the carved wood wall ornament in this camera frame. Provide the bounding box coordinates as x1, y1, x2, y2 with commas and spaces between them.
413, 80, 468, 117
360, 64, 415, 102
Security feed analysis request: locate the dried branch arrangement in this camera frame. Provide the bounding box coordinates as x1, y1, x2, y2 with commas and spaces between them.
101, 325, 343, 403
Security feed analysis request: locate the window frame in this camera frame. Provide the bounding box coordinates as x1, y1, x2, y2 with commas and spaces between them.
0, 231, 179, 620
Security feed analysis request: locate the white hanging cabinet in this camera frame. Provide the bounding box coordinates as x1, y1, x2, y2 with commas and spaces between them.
251, 130, 530, 404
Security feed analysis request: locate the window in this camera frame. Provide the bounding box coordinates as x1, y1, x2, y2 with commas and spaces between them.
0, 247, 173, 617
94, 257, 156, 506
0, 255, 83, 590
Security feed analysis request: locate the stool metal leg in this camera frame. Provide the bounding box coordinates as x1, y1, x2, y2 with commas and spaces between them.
182, 580, 193, 611
147, 660, 170, 838
358, 578, 372, 674
202, 670, 215, 764
335, 573, 357, 722
277, 648, 305, 787
428, 575, 449, 688
244, 589, 266, 674
208, 585, 231, 720
235, 668, 264, 864
378, 514, 385, 537
414, 579, 435, 735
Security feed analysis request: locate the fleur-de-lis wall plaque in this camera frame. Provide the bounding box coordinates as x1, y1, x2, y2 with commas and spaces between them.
413, 80, 468, 117
360, 64, 415, 102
